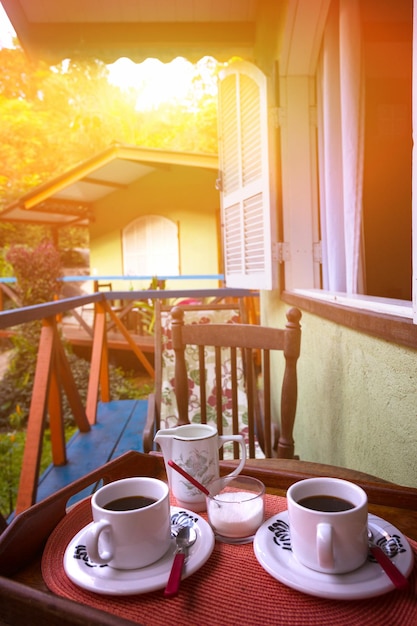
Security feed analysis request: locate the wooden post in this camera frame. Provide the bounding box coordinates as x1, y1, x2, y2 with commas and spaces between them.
86, 300, 108, 424
170, 306, 190, 426
100, 326, 110, 403
277, 307, 302, 459
15, 320, 55, 514
48, 354, 67, 467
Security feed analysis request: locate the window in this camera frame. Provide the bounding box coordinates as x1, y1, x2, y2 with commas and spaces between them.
281, 0, 417, 330
316, 0, 412, 301
122, 215, 179, 276
218, 1, 415, 326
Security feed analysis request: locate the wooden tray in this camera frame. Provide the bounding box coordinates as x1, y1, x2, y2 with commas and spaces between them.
1, 451, 417, 625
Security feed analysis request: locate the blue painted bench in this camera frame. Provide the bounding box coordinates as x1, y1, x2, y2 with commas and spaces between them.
36, 399, 148, 508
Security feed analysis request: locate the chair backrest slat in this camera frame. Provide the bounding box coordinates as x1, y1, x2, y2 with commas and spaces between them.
231, 346, 240, 458
198, 344, 207, 424
181, 323, 285, 350
263, 349, 272, 457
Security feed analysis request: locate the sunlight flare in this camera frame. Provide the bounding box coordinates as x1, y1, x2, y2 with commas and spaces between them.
107, 57, 195, 111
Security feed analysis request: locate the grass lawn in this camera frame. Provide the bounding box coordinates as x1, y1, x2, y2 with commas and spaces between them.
0, 426, 77, 520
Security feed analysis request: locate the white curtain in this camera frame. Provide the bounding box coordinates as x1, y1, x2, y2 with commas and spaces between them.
413, 0, 417, 323
318, 0, 365, 294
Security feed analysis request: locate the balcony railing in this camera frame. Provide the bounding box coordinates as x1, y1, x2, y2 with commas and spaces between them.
0, 284, 256, 515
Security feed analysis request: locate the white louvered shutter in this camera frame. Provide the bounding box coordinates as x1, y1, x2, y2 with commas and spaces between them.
218, 61, 276, 289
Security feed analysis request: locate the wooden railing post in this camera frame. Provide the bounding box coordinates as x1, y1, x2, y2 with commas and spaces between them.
86, 300, 109, 424
15, 317, 90, 514
48, 351, 66, 467
15, 319, 55, 514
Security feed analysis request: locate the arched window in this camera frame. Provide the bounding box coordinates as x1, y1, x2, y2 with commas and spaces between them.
122, 215, 179, 276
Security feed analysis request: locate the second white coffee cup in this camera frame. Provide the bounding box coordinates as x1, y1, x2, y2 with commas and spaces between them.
287, 477, 368, 574
85, 476, 171, 570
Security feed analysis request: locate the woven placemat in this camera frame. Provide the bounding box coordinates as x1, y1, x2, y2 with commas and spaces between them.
42, 495, 417, 626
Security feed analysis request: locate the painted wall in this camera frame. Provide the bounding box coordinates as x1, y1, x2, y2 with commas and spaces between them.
88, 165, 220, 291
263, 292, 417, 488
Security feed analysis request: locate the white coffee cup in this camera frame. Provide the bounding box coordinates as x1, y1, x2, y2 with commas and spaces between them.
287, 477, 368, 574
85, 477, 171, 570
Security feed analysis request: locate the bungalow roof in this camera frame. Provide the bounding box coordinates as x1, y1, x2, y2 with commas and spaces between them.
0, 143, 218, 227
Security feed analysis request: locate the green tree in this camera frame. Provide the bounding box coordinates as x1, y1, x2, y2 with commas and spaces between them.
0, 45, 220, 252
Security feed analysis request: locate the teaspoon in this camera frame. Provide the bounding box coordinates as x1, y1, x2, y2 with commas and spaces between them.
368, 529, 409, 590
164, 526, 197, 598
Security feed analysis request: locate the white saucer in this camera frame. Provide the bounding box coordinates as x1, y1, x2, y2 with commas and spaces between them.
253, 511, 414, 600
63, 506, 215, 595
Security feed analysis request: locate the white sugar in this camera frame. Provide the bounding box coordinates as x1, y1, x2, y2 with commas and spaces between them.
208, 491, 264, 537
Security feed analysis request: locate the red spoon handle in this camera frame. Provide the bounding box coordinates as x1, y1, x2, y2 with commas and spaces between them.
370, 545, 409, 590
168, 460, 210, 496
164, 552, 186, 598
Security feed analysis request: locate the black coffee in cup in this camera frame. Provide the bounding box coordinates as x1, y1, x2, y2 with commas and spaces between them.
103, 495, 157, 511
297, 494, 355, 512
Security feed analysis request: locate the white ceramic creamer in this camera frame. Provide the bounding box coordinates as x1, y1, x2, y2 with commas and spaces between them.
154, 423, 246, 512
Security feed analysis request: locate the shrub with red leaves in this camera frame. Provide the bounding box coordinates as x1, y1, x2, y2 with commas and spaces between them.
6, 239, 62, 306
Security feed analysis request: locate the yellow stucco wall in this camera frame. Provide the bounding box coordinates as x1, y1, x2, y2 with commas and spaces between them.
263, 291, 417, 488
89, 165, 220, 291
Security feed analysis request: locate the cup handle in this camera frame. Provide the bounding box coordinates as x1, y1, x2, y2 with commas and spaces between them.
218, 434, 246, 476
85, 520, 114, 565
317, 522, 334, 570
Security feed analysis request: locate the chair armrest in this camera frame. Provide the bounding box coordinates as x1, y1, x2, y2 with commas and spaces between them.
143, 392, 157, 452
